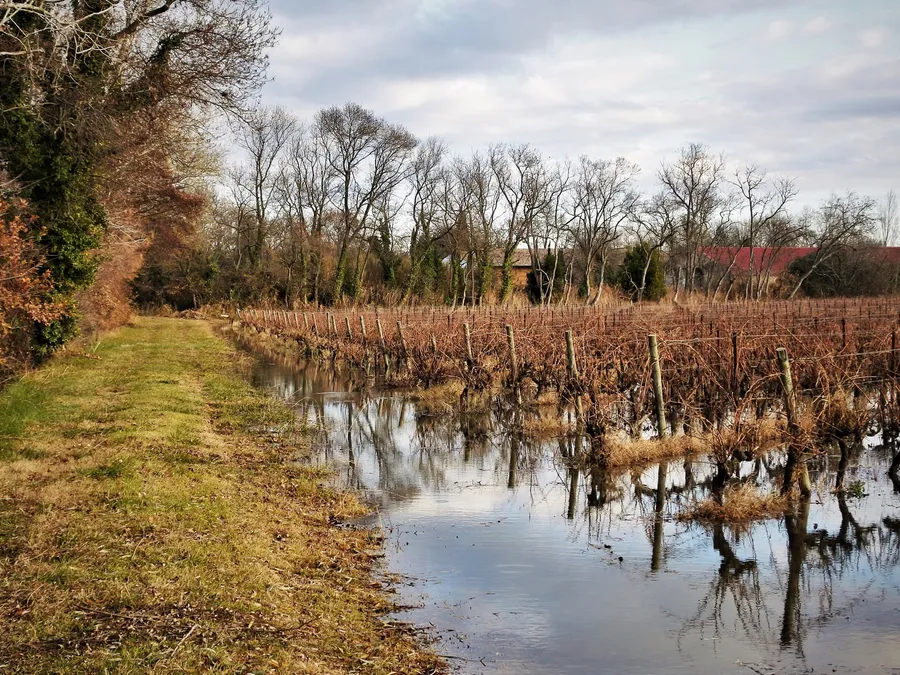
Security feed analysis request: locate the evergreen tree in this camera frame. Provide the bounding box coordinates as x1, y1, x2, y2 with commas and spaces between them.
617, 245, 667, 302
526, 251, 566, 304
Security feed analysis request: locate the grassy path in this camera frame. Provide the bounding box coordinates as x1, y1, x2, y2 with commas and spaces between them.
0, 318, 441, 674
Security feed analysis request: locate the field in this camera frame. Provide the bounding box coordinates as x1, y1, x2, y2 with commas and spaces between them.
0, 319, 442, 674
237, 297, 900, 497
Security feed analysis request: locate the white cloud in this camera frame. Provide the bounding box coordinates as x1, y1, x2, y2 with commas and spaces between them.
859, 27, 888, 49
765, 19, 792, 41
803, 16, 834, 34
260, 0, 900, 205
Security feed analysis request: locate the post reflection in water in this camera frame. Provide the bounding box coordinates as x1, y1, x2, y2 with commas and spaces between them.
248, 345, 900, 675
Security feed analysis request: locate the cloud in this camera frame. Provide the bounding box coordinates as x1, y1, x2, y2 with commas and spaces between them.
803, 16, 834, 34
766, 19, 793, 41
859, 27, 888, 49
259, 0, 900, 205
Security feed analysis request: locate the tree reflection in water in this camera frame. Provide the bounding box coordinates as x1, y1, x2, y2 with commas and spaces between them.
248, 346, 900, 670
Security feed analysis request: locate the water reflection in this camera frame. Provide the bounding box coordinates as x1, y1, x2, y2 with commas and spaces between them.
251, 347, 900, 675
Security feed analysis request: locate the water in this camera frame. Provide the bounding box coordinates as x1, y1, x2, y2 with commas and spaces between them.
251, 350, 900, 674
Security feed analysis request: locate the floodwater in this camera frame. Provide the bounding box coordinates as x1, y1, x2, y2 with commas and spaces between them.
251, 350, 900, 675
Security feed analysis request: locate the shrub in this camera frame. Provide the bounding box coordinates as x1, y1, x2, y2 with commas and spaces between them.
0, 199, 65, 379
617, 245, 667, 302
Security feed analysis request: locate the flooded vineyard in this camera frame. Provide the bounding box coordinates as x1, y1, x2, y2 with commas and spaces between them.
250, 347, 900, 675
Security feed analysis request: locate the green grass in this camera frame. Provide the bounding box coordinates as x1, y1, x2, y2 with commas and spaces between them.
0, 318, 442, 674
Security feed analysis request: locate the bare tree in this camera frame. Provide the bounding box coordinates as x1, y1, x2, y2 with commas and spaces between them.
568, 156, 640, 304
878, 189, 898, 247
232, 106, 296, 268
753, 212, 808, 299
458, 153, 500, 304
788, 192, 877, 298
658, 143, 728, 294
281, 124, 336, 303
316, 103, 417, 301
628, 192, 678, 302
490, 144, 555, 303
732, 166, 798, 299
402, 138, 453, 303
529, 161, 574, 306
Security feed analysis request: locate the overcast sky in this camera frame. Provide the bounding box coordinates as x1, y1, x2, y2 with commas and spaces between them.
261, 0, 899, 205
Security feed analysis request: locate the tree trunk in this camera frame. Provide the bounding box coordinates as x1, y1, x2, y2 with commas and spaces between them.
499, 248, 515, 304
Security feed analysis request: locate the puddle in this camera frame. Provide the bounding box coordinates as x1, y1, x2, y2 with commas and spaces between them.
252, 348, 900, 674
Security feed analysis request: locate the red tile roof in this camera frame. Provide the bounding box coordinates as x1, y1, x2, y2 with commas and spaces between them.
698, 247, 816, 275
699, 246, 900, 275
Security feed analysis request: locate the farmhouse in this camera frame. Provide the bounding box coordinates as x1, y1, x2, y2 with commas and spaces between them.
695, 246, 900, 296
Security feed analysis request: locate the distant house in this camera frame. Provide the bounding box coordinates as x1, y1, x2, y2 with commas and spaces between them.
488, 246, 629, 288
442, 246, 629, 293
698, 247, 818, 278
695, 246, 900, 295
482, 248, 568, 288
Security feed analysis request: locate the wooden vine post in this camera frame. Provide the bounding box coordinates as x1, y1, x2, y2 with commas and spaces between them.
648, 334, 667, 439
565, 330, 585, 431
731, 332, 739, 392
463, 323, 474, 369
376, 318, 389, 371
777, 347, 811, 497
506, 324, 520, 405
776, 348, 796, 427
397, 321, 410, 372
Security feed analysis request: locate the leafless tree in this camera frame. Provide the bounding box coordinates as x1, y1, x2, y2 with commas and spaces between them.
568, 156, 640, 304
490, 144, 556, 303
529, 161, 574, 306
658, 143, 728, 294
628, 192, 678, 302
878, 189, 898, 247
788, 192, 877, 298
732, 166, 798, 299
231, 106, 296, 268
316, 103, 417, 301
281, 124, 337, 303
752, 212, 808, 298
402, 138, 453, 303
458, 153, 500, 304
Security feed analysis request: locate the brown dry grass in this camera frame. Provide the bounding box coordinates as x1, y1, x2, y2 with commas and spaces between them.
0, 318, 443, 674
522, 410, 572, 440
678, 484, 789, 523
604, 434, 705, 469
410, 380, 466, 414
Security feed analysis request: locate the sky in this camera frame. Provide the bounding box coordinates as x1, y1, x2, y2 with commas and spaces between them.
260, 0, 900, 206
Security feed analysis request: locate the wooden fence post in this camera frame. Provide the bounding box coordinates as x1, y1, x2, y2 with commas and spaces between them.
344, 316, 353, 340
376, 318, 389, 371
566, 330, 585, 429
777, 347, 810, 497
463, 323, 474, 370
648, 334, 667, 439
891, 327, 897, 376
776, 347, 796, 430
397, 321, 410, 372
506, 324, 518, 384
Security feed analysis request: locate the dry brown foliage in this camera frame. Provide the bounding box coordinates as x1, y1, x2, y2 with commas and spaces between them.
678, 484, 789, 523
0, 198, 65, 378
